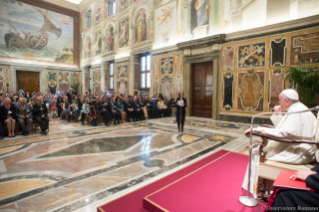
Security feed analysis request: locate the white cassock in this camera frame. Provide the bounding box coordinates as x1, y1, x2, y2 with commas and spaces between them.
242, 102, 317, 197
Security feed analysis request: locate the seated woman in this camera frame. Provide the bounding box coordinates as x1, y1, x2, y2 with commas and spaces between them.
51, 99, 57, 118
79, 99, 89, 125
115, 97, 126, 123
0, 98, 16, 137
62, 99, 71, 122
157, 98, 168, 118
167, 98, 176, 117
271, 166, 319, 211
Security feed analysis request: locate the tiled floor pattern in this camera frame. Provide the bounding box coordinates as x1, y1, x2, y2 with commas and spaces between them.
0, 117, 251, 212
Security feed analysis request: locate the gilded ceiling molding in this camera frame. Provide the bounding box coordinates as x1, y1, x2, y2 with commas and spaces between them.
41, 0, 80, 11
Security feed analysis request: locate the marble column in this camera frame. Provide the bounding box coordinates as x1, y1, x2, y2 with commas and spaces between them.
129, 54, 135, 95
81, 67, 86, 94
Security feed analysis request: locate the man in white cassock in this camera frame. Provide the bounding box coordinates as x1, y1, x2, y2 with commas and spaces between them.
242, 89, 317, 197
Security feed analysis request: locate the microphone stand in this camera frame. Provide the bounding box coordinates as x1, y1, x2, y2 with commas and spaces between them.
239, 105, 319, 207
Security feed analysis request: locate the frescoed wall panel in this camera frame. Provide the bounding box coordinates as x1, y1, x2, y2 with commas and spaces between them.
237, 71, 264, 112
115, 61, 130, 95
92, 68, 101, 94
46, 70, 81, 94
238, 42, 266, 69
0, 0, 74, 64
291, 32, 319, 65
269, 69, 285, 111
270, 38, 286, 67
222, 73, 233, 110
0, 66, 11, 93
220, 27, 319, 117
152, 51, 183, 98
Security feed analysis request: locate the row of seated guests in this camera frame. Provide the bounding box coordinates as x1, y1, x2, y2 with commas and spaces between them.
49, 92, 177, 126
0, 97, 49, 138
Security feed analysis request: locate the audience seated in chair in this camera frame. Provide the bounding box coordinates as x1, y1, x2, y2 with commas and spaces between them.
157, 98, 168, 118
95, 97, 110, 126
115, 97, 126, 123
79, 99, 89, 125
32, 97, 49, 135
107, 97, 120, 125
62, 99, 71, 122
16, 98, 33, 136
0, 98, 16, 137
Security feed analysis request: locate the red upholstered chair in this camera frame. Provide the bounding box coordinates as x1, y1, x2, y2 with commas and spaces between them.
87, 105, 98, 126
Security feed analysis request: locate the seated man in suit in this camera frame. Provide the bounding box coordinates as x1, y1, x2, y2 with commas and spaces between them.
132, 96, 142, 121
151, 96, 159, 119
123, 96, 133, 122
32, 97, 49, 135
271, 166, 319, 211
16, 98, 33, 136
107, 97, 120, 125
95, 97, 110, 126
142, 96, 151, 120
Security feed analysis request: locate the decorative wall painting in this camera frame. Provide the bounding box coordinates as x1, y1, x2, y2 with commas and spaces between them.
135, 9, 147, 44
161, 57, 174, 75
117, 65, 128, 79
270, 38, 286, 67
117, 80, 128, 96
105, 25, 114, 52
94, 1, 102, 24
119, 18, 129, 48
161, 77, 173, 100
291, 33, 319, 65
238, 43, 266, 68
0, 0, 74, 63
154, 2, 176, 48
94, 30, 102, 55
59, 72, 69, 83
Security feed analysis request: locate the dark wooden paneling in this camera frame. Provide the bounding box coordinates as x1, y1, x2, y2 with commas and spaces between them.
191, 62, 213, 118
17, 0, 81, 67
17, 71, 40, 94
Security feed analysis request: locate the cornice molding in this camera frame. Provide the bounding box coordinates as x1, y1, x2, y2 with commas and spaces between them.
79, 0, 96, 12
151, 45, 179, 55
176, 34, 225, 50
225, 14, 319, 42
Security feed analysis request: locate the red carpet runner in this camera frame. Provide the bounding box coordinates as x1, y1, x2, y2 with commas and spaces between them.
98, 150, 263, 212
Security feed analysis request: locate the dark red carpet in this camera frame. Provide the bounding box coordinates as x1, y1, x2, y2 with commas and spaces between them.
143, 152, 260, 212
98, 150, 262, 212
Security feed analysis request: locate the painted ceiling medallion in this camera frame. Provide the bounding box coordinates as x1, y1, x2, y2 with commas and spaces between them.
238, 72, 263, 111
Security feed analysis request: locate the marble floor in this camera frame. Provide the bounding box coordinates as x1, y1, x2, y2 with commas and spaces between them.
0, 117, 252, 212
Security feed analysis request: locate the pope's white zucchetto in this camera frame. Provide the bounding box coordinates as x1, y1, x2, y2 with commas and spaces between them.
282, 89, 299, 100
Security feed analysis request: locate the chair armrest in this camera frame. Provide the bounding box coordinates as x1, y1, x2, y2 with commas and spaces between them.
252, 132, 317, 145
260, 124, 275, 129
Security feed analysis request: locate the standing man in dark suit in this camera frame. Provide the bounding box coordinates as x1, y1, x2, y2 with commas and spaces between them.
66, 88, 72, 103
16, 98, 33, 135
176, 92, 187, 132
95, 97, 110, 126
33, 97, 49, 135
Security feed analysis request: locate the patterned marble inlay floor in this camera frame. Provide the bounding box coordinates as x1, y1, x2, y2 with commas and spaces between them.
0, 117, 251, 212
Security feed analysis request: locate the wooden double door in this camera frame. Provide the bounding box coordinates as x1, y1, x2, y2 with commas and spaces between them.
192, 62, 213, 118
17, 71, 40, 94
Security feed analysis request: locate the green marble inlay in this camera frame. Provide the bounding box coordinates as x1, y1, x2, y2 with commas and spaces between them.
40, 135, 151, 158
